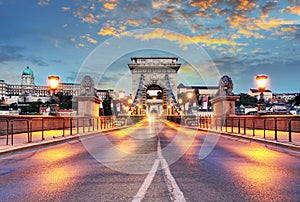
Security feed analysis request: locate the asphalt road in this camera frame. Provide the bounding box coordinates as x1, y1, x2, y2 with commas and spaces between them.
0, 120, 299, 201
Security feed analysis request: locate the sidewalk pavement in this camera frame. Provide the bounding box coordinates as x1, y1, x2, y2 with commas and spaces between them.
185, 125, 300, 152
0, 126, 126, 156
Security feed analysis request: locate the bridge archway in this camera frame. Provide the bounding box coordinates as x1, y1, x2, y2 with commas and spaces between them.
128, 57, 181, 116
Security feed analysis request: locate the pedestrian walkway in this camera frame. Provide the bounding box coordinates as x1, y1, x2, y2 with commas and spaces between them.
0, 126, 124, 155
186, 124, 300, 151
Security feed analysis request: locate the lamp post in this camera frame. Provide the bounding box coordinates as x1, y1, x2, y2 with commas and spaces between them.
48, 75, 60, 116
256, 75, 268, 115
48, 75, 59, 95
187, 92, 193, 114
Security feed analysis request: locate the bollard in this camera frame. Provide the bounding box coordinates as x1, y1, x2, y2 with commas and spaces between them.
77, 118, 79, 134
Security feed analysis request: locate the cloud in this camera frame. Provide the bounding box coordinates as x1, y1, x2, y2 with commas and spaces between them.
98, 25, 119, 36
61, 7, 71, 11
127, 19, 141, 27
130, 28, 244, 51
82, 13, 98, 24
151, 17, 163, 24
0, 45, 25, 63
80, 34, 97, 44
37, 0, 50, 7
286, 5, 300, 15
103, 3, 117, 10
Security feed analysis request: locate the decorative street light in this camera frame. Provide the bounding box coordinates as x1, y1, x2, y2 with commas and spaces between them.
187, 92, 193, 114
48, 75, 60, 95
48, 75, 60, 116
256, 75, 268, 115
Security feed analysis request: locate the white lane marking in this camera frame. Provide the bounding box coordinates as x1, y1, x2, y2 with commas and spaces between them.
132, 159, 160, 202
157, 139, 186, 202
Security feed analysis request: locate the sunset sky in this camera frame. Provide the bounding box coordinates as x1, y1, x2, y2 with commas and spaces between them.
0, 0, 299, 94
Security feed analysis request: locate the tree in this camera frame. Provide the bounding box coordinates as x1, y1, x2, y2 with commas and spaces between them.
236, 93, 257, 106
290, 95, 300, 106
102, 97, 112, 116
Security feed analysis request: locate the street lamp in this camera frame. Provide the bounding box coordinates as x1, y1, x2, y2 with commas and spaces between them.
48, 75, 60, 95
48, 75, 60, 116
256, 75, 268, 115
187, 92, 193, 114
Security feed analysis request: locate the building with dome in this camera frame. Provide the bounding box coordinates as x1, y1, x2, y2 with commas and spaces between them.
0, 66, 81, 104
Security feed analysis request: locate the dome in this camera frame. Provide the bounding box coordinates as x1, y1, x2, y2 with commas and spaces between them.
22, 66, 34, 76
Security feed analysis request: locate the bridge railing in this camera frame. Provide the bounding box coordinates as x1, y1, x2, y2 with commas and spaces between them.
165, 115, 300, 144
0, 115, 139, 146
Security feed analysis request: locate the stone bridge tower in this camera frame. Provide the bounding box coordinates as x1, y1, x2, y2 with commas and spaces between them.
128, 57, 181, 115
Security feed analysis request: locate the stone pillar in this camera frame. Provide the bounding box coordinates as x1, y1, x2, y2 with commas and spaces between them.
75, 96, 102, 117
210, 96, 239, 117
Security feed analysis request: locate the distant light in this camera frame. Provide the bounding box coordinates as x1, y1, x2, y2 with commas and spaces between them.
256, 75, 268, 91
187, 92, 193, 99
48, 76, 60, 90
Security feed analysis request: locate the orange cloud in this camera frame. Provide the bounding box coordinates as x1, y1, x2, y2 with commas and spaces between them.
237, 0, 256, 11
127, 19, 141, 27
82, 13, 98, 24
131, 28, 245, 50
280, 26, 297, 33
104, 3, 117, 10
254, 18, 296, 30
98, 26, 118, 36
190, 0, 216, 10
80, 34, 97, 44
238, 29, 264, 39
287, 5, 300, 15
151, 18, 163, 24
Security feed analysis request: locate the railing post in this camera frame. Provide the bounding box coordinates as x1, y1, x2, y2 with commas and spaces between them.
6, 119, 9, 145
83, 119, 85, 133
62, 118, 65, 137
274, 118, 278, 141
70, 118, 73, 135
42, 118, 45, 140
263, 119, 266, 139
77, 118, 79, 134
252, 118, 255, 137
231, 118, 233, 133
238, 118, 240, 134
288, 119, 292, 142
11, 120, 14, 145
243, 118, 246, 135
215, 118, 217, 130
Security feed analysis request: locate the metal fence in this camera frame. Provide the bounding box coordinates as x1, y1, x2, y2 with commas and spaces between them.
166, 115, 300, 143
0, 115, 143, 146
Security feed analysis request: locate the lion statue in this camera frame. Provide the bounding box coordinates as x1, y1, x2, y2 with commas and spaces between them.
80, 75, 95, 96
216, 75, 234, 96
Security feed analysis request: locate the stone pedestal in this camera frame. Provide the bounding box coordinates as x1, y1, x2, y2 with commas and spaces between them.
210, 96, 239, 117
74, 96, 102, 117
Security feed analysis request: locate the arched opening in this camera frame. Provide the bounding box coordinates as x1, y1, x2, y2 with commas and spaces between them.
144, 84, 164, 117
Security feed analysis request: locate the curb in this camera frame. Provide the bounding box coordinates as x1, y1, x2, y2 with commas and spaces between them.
0, 126, 128, 157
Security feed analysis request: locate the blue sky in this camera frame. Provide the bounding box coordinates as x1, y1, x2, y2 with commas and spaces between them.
0, 0, 299, 94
